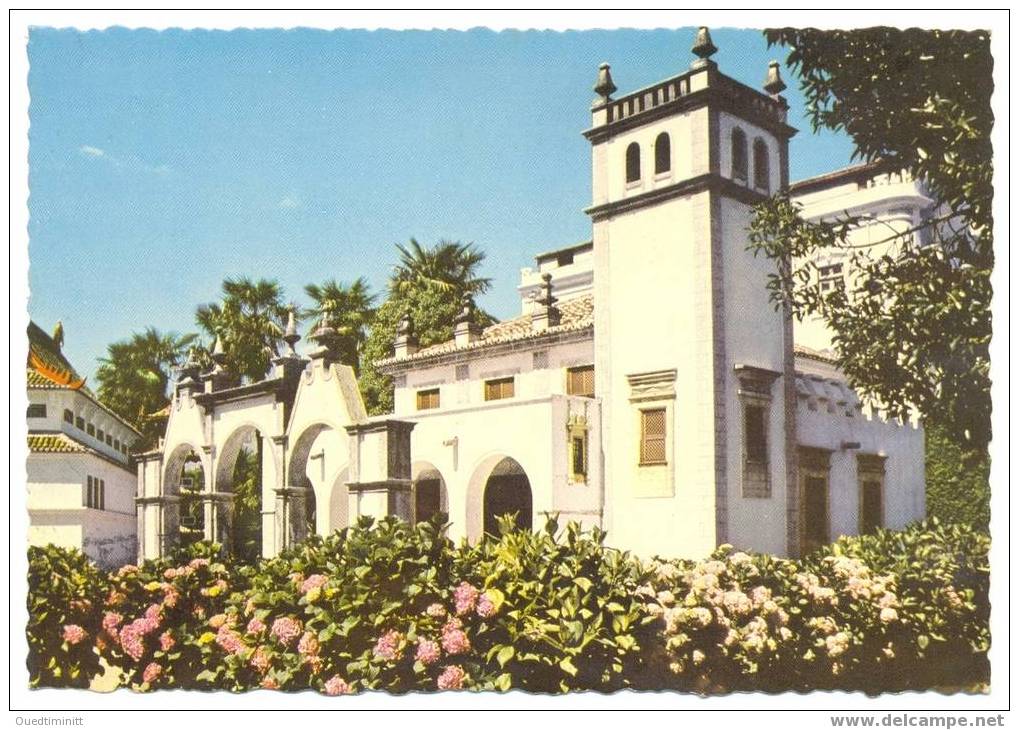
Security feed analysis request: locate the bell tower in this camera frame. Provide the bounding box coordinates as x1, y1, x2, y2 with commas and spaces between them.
585, 28, 800, 557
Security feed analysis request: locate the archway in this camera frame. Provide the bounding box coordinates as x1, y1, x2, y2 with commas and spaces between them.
288, 423, 348, 540
412, 462, 447, 526
482, 457, 532, 538
162, 443, 206, 549
215, 426, 266, 563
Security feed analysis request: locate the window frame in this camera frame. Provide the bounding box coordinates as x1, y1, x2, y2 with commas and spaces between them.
416, 388, 441, 411
638, 407, 668, 466
565, 364, 595, 398
624, 141, 641, 184
653, 132, 671, 176
857, 455, 886, 535
484, 376, 515, 402
63, 408, 74, 424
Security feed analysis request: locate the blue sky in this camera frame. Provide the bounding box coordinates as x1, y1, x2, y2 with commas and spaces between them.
27, 26, 856, 378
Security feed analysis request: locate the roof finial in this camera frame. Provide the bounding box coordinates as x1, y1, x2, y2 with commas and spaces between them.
764, 60, 787, 97
592, 62, 617, 108
52, 320, 64, 351
283, 307, 300, 356
691, 26, 718, 68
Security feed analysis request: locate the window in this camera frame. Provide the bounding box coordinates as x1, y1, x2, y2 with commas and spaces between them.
566, 365, 595, 397
753, 138, 770, 191
819, 263, 845, 293
114, 438, 121, 452
572, 435, 587, 479
75, 416, 84, 430
85, 476, 105, 510
731, 128, 748, 182
416, 388, 440, 410
87, 423, 95, 437
484, 377, 515, 401
654, 132, 671, 174
27, 403, 47, 419
97, 428, 105, 443
105, 434, 113, 446
63, 409, 73, 424
567, 415, 589, 483
639, 408, 667, 465
744, 404, 768, 464
625, 142, 641, 183
858, 455, 885, 535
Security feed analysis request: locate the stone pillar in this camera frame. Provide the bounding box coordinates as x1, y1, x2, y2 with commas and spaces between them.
344, 419, 416, 523
274, 485, 313, 551
202, 492, 235, 548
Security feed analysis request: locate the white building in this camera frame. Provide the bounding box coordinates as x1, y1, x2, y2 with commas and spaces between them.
136, 30, 925, 562
27, 321, 141, 569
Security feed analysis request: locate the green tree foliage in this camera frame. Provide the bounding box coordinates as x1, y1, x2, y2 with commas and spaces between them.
230, 445, 264, 564
196, 277, 288, 383
749, 28, 993, 451
95, 328, 196, 449
925, 424, 990, 531
302, 277, 376, 374
360, 239, 493, 414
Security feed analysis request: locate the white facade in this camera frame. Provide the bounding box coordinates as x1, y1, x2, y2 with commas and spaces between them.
27, 323, 141, 569
137, 35, 927, 562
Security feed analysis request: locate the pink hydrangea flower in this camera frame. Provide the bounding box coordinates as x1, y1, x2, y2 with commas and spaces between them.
476, 593, 496, 618
415, 638, 441, 665
189, 558, 210, 569
373, 629, 403, 662
163, 568, 177, 580
300, 574, 328, 594
208, 614, 228, 629
161, 587, 180, 608
159, 630, 175, 652
62, 624, 86, 645
298, 631, 320, 658
425, 603, 447, 618
117, 565, 139, 577
323, 675, 353, 696
249, 645, 272, 673
119, 624, 145, 662
143, 662, 162, 684
106, 590, 126, 607
247, 617, 267, 635
102, 612, 123, 637
270, 616, 303, 646
145, 604, 162, 622
453, 582, 480, 616
261, 675, 280, 690
437, 665, 466, 690
215, 625, 245, 655
440, 625, 471, 656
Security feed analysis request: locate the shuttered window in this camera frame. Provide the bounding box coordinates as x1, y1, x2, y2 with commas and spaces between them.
484, 377, 515, 401
416, 388, 440, 410
566, 365, 595, 397
639, 408, 667, 465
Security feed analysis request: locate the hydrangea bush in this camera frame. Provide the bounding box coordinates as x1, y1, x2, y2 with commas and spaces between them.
25, 517, 989, 694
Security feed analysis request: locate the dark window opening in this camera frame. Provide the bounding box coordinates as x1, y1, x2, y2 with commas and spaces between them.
639, 408, 667, 465
753, 138, 770, 191
484, 377, 515, 401
63, 409, 73, 424
566, 365, 595, 397
27, 403, 47, 419
861, 480, 883, 534
654, 132, 671, 174
625, 142, 641, 183
745, 404, 768, 463
731, 128, 748, 182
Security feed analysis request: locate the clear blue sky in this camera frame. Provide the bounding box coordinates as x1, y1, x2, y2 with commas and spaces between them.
27, 27, 855, 379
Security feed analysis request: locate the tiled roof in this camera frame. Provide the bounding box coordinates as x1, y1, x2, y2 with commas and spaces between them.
793, 343, 839, 364
26, 321, 90, 393
28, 433, 89, 454
378, 293, 594, 366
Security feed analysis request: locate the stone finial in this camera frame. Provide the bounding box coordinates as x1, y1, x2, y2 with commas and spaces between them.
531, 273, 561, 332
592, 62, 617, 108
211, 335, 227, 366
691, 26, 718, 67
282, 308, 301, 356
763, 60, 786, 97
394, 310, 419, 358
453, 293, 482, 346
308, 311, 340, 362
52, 320, 64, 351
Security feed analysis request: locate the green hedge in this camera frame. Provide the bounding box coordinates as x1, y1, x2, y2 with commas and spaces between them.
26, 517, 989, 694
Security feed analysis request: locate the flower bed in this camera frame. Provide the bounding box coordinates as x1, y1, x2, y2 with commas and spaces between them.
27, 517, 989, 694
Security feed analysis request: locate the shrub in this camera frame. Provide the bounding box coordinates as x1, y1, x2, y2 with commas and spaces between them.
27, 545, 108, 688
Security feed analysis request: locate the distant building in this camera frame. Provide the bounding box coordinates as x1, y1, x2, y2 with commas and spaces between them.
26, 321, 140, 568
137, 30, 925, 562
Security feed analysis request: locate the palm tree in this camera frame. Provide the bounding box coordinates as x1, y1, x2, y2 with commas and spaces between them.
391, 239, 491, 298
303, 277, 376, 373
196, 277, 288, 383
96, 328, 197, 446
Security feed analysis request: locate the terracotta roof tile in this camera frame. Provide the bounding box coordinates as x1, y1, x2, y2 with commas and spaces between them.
379, 293, 594, 366
28, 433, 88, 454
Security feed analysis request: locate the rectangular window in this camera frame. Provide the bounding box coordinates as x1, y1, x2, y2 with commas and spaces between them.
639, 408, 667, 465
97, 428, 105, 443
87, 423, 95, 437
105, 434, 113, 446
484, 377, 515, 401
99, 479, 105, 511
571, 435, 587, 479
114, 439, 121, 452
85, 476, 104, 510
566, 365, 595, 397
75, 416, 85, 430
27, 403, 47, 419
416, 388, 440, 410
84, 476, 91, 508
861, 480, 883, 534
744, 404, 768, 464
63, 408, 74, 424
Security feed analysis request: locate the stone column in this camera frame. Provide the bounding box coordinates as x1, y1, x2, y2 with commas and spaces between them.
344, 419, 416, 523
202, 492, 235, 549
274, 485, 313, 551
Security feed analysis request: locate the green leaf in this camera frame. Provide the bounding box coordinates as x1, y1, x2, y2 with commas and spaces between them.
559, 657, 578, 677
497, 645, 515, 668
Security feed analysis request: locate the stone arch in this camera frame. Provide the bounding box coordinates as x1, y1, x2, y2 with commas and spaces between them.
161, 442, 207, 549
465, 454, 533, 541
412, 461, 448, 526
214, 423, 271, 562
288, 421, 348, 540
